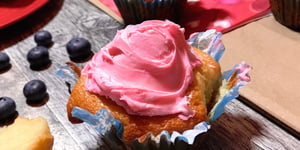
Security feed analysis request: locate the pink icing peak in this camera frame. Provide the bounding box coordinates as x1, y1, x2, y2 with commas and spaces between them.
82, 20, 201, 120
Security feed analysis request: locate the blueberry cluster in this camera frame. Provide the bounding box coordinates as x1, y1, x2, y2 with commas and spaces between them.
23, 80, 48, 105
66, 37, 93, 62
27, 30, 93, 70
0, 79, 48, 125
0, 52, 11, 73
27, 30, 52, 71
27, 46, 51, 70
1, 29, 95, 124
0, 97, 17, 124
34, 30, 53, 47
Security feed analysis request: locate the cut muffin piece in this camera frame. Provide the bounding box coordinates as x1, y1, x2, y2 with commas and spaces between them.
0, 117, 54, 150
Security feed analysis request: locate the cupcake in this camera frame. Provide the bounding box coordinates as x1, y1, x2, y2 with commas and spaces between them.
113, 0, 185, 25
58, 20, 251, 149
270, 0, 300, 30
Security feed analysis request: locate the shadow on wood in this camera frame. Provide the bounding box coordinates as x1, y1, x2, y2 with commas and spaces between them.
196, 113, 262, 149
0, 0, 64, 50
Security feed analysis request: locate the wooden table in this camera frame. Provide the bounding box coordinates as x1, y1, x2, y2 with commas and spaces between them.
0, 0, 299, 149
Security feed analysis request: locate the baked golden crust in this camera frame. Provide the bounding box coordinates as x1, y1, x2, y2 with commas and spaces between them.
0, 117, 54, 150
66, 48, 221, 143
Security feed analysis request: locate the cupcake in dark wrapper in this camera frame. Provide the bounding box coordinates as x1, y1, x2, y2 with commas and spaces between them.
114, 0, 185, 25
270, 0, 300, 30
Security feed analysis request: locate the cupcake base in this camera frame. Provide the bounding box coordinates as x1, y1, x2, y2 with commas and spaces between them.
114, 0, 185, 25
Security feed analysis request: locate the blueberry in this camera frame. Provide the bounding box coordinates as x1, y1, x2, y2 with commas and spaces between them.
27, 46, 51, 70
23, 80, 48, 104
34, 30, 53, 47
0, 52, 11, 72
0, 97, 17, 121
66, 37, 93, 62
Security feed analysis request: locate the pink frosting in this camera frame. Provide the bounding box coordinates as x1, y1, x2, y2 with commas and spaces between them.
82, 20, 201, 120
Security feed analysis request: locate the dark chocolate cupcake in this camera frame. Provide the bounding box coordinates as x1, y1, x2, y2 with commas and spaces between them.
114, 0, 185, 25
270, 0, 300, 30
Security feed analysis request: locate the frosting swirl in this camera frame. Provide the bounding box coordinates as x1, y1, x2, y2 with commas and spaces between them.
82, 20, 201, 120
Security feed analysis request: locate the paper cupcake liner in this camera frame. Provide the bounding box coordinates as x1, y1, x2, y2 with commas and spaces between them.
113, 0, 183, 25
57, 30, 251, 149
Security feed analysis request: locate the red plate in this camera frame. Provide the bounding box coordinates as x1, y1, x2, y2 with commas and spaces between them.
0, 0, 49, 29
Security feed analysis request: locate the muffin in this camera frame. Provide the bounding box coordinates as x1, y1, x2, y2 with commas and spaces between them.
270, 0, 300, 30
62, 20, 251, 148
113, 0, 185, 25
0, 117, 54, 150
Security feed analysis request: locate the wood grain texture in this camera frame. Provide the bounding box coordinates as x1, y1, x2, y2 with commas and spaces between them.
0, 0, 299, 149
220, 16, 300, 133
